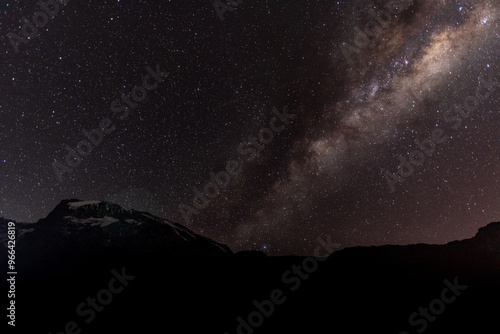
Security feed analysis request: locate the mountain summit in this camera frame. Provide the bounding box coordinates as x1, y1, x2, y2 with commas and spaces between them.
10, 198, 232, 260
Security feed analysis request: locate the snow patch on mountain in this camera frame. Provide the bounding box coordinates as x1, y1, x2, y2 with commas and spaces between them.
18, 228, 35, 237
68, 200, 102, 209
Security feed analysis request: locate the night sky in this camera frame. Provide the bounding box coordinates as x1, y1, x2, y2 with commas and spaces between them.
1, 0, 500, 255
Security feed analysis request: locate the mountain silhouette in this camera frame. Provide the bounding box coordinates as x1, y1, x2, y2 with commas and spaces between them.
1, 199, 500, 333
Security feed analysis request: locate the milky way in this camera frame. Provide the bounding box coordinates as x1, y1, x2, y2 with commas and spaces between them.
194, 0, 500, 253
1, 0, 500, 255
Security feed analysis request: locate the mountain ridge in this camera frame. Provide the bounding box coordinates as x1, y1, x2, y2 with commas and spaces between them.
2, 199, 500, 256
2, 199, 500, 333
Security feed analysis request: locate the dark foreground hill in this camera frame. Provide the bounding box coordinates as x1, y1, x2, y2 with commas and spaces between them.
2, 199, 500, 333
